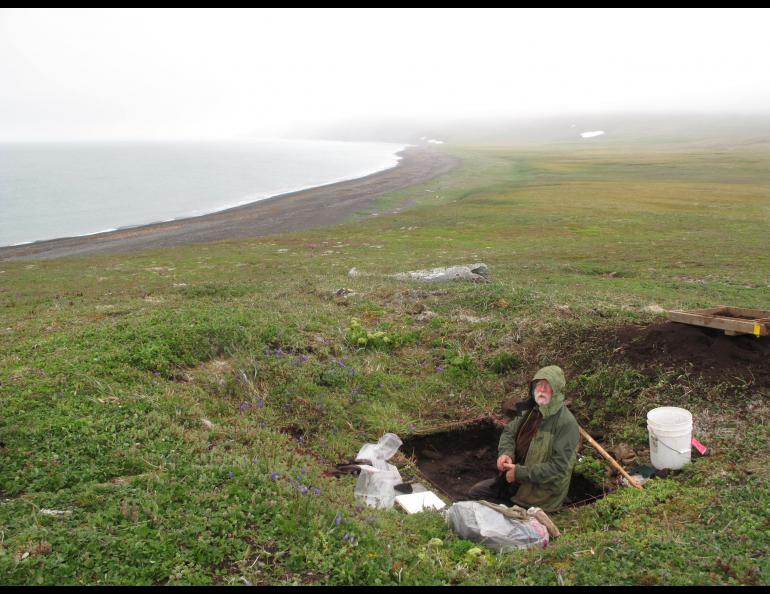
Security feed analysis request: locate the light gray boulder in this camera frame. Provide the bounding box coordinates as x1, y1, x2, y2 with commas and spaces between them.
393, 263, 490, 283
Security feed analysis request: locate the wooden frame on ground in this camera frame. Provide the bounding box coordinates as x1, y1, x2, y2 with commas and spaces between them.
666, 306, 770, 337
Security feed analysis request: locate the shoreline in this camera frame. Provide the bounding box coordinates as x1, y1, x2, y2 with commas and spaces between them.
0, 146, 459, 261
4, 144, 407, 249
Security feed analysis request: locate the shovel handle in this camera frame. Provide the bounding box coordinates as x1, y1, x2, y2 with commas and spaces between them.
579, 426, 643, 490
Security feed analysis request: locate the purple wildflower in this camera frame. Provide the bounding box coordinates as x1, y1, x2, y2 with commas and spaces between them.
239, 401, 251, 412
436, 365, 444, 373
228, 471, 235, 479
334, 513, 342, 526
270, 472, 280, 481
256, 398, 265, 409
298, 485, 309, 494
300, 467, 306, 475
342, 532, 349, 541
338, 360, 346, 368
313, 487, 321, 495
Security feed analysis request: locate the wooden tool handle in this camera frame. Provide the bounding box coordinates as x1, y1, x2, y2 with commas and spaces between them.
578, 426, 643, 490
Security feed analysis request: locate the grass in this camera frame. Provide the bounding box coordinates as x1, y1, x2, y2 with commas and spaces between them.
0, 138, 769, 584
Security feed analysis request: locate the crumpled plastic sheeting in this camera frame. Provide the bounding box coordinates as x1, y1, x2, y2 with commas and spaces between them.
446, 501, 549, 552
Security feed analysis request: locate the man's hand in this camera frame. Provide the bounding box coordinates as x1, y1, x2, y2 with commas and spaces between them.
504, 464, 516, 484
496, 455, 513, 472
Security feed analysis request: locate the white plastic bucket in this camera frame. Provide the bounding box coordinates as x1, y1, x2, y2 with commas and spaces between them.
647, 407, 693, 470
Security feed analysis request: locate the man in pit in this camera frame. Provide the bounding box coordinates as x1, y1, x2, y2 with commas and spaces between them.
468, 365, 580, 511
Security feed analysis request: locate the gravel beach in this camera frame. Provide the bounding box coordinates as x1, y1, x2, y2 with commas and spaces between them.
0, 146, 458, 261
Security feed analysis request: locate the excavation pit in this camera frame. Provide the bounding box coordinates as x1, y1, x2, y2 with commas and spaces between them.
401, 418, 606, 506
604, 322, 770, 388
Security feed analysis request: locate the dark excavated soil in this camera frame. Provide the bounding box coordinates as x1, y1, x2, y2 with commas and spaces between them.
606, 322, 770, 388
401, 419, 605, 505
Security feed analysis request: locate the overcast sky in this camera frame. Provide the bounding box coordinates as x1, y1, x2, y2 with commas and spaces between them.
1, 8, 769, 141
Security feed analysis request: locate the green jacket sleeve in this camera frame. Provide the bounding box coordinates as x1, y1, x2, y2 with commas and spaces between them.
515, 415, 579, 485
498, 415, 524, 459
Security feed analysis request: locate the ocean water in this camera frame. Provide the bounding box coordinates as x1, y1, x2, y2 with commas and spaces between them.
0, 139, 406, 247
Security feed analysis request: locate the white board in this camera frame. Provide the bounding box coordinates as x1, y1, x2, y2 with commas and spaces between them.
394, 491, 447, 514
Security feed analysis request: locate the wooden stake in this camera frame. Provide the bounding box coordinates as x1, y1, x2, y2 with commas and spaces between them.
578, 426, 644, 490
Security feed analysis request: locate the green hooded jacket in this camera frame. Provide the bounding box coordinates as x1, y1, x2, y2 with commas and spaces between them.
498, 365, 579, 511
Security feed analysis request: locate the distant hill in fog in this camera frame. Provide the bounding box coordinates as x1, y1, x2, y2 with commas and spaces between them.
287, 113, 770, 146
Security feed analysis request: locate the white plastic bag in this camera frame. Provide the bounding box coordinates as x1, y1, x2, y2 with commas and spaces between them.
355, 433, 402, 470
353, 433, 405, 508
354, 464, 402, 509
445, 501, 548, 552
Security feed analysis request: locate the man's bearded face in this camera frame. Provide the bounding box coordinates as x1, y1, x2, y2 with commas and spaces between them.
534, 379, 553, 406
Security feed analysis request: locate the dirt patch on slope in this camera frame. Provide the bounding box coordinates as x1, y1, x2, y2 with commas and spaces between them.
607, 322, 770, 388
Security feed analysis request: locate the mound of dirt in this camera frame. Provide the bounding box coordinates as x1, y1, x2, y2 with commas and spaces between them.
608, 322, 770, 388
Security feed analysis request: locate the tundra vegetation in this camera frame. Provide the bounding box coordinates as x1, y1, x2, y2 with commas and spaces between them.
1, 138, 768, 585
